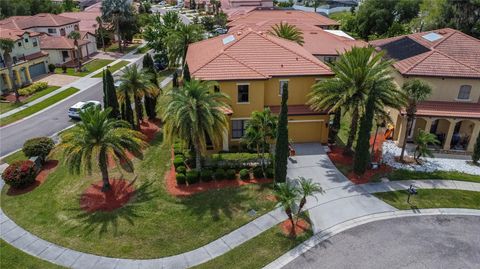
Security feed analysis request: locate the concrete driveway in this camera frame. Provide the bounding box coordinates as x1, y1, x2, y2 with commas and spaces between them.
283, 215, 480, 269
287, 143, 396, 233
36, 74, 80, 87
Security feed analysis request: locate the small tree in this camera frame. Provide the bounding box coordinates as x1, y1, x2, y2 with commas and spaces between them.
295, 177, 323, 223
104, 68, 120, 119
68, 31, 82, 71
143, 54, 159, 120
473, 134, 480, 164
0, 38, 20, 102
414, 130, 439, 164
353, 88, 376, 175
274, 182, 300, 237
274, 83, 289, 183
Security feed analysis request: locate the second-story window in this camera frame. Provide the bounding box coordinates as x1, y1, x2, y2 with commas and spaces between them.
48, 28, 57, 34
279, 80, 289, 96
24, 38, 29, 43
458, 85, 471, 100
33, 38, 38, 47
17, 42, 22, 47
237, 84, 249, 103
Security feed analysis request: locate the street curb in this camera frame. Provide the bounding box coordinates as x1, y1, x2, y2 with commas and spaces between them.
262, 209, 480, 269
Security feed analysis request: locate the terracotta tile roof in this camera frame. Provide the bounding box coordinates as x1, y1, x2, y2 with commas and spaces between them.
401, 101, 480, 119
268, 105, 328, 115
60, 11, 101, 33
370, 28, 480, 78
187, 29, 333, 81
0, 28, 40, 41
24, 51, 49, 60
0, 13, 79, 30
39, 34, 90, 50
227, 10, 339, 30
303, 30, 367, 56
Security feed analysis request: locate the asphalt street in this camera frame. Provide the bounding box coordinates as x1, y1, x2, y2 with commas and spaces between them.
283, 215, 480, 269
0, 81, 104, 157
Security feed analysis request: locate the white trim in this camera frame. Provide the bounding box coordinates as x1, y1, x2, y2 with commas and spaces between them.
236, 82, 250, 85
236, 102, 250, 105
288, 119, 325, 123
231, 117, 251, 120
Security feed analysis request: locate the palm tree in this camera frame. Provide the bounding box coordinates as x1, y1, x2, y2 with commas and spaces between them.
68, 31, 82, 71
57, 107, 147, 192
268, 22, 304, 46
0, 38, 20, 103
243, 108, 277, 174
274, 182, 300, 237
399, 79, 432, 162
414, 130, 439, 164
96, 16, 106, 52
117, 65, 158, 130
165, 23, 204, 68
308, 47, 392, 155
295, 177, 323, 223
102, 0, 133, 53
161, 80, 230, 170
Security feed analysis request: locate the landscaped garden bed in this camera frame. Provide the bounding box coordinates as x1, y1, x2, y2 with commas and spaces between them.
55, 59, 114, 77
0, 83, 60, 114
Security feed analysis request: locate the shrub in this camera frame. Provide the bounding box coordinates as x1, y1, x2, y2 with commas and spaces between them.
173, 156, 185, 168
473, 134, 480, 164
226, 169, 236, 180
200, 169, 213, 182
266, 168, 274, 179
239, 169, 250, 180
18, 82, 49, 96
62, 64, 67, 73
176, 173, 186, 185
253, 166, 264, 179
22, 137, 55, 161
214, 168, 226, 180
2, 160, 37, 188
176, 165, 186, 174
186, 171, 199, 184
48, 63, 56, 73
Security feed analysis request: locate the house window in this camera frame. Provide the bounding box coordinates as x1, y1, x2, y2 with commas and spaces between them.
48, 28, 57, 34
17, 42, 22, 47
324, 56, 336, 63
33, 39, 38, 47
24, 38, 29, 43
60, 28, 66, 36
237, 84, 249, 103
279, 80, 288, 96
458, 85, 471, 100
74, 24, 79, 31
232, 120, 248, 139
62, 51, 69, 61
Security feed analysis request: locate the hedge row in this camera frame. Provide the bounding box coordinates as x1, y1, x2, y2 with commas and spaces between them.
175, 166, 273, 185
18, 82, 49, 96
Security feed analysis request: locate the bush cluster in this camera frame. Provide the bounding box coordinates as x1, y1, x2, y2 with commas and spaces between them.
22, 137, 55, 161
48, 63, 56, 72
176, 165, 186, 174
266, 168, 274, 179
200, 169, 213, 182
2, 160, 37, 188
18, 82, 49, 96
239, 169, 250, 180
173, 156, 185, 168
214, 168, 225, 180
253, 166, 264, 179
226, 169, 236, 180
176, 173, 186, 185
186, 171, 199, 184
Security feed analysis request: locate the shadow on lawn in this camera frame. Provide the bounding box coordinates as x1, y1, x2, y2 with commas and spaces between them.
68, 180, 158, 236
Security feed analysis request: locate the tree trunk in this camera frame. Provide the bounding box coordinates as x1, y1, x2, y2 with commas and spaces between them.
296, 197, 306, 224
399, 116, 413, 162
194, 141, 202, 171
99, 153, 111, 192
134, 96, 143, 130
344, 107, 359, 155
116, 16, 123, 53
7, 65, 20, 103
286, 207, 295, 237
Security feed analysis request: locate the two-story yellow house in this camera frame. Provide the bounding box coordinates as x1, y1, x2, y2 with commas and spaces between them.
371, 28, 480, 153
186, 29, 333, 150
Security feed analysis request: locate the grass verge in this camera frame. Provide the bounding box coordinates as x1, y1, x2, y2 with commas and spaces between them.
374, 189, 480, 210
1, 150, 27, 165
106, 43, 140, 53
0, 240, 65, 269
1, 135, 277, 258
0, 86, 60, 114
92, 61, 130, 78
193, 221, 312, 269
55, 59, 113, 77
0, 87, 79, 127
381, 169, 480, 183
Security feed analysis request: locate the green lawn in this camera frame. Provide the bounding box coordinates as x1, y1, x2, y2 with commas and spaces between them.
1, 150, 27, 164
1, 135, 277, 258
0, 86, 60, 114
374, 189, 480, 210
135, 45, 150, 54
381, 169, 480, 183
0, 240, 65, 269
0, 87, 79, 127
193, 223, 312, 269
106, 43, 141, 54
92, 61, 130, 78
55, 59, 114, 77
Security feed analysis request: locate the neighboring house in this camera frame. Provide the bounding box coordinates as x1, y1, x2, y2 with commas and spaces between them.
60, 2, 102, 34
0, 28, 49, 93
186, 29, 333, 150
370, 28, 480, 153
0, 13, 80, 37
39, 34, 91, 66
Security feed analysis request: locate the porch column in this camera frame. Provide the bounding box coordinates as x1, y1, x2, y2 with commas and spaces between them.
3, 73, 12, 90
467, 121, 480, 152
443, 119, 456, 150
222, 130, 229, 151
424, 118, 433, 133
396, 116, 408, 146
24, 66, 32, 84
14, 69, 22, 86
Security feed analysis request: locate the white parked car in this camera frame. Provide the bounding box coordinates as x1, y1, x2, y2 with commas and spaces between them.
68, 101, 101, 119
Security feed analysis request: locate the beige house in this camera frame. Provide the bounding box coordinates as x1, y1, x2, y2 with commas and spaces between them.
371, 28, 480, 153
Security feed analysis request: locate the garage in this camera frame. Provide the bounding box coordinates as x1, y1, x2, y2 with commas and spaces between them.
288, 120, 326, 143
28, 62, 47, 79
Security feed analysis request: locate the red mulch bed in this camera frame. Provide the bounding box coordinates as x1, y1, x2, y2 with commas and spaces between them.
6, 160, 59, 196
280, 218, 310, 237
2, 93, 27, 103
165, 164, 273, 196
328, 132, 391, 184
79, 179, 135, 212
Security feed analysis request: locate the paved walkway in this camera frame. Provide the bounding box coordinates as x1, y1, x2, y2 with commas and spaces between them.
1, 142, 479, 268
36, 74, 80, 87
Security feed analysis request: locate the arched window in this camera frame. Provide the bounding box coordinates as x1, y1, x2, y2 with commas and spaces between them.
458, 85, 471, 100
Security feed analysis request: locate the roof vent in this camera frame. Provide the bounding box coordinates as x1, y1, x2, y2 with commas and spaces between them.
223, 35, 235, 45
422, 32, 443, 42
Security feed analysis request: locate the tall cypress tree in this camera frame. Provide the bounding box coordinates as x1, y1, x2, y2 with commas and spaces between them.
183, 63, 191, 82
473, 133, 480, 164
102, 70, 107, 106
274, 83, 289, 183
143, 53, 158, 120
105, 68, 120, 119
124, 93, 135, 129
353, 89, 376, 175
172, 71, 179, 88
